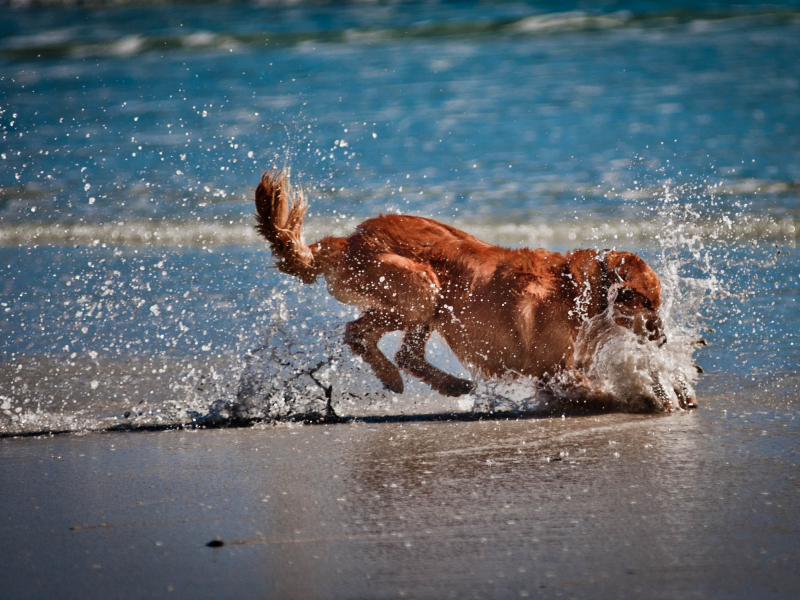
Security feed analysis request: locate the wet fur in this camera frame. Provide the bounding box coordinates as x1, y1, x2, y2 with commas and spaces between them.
254, 168, 696, 410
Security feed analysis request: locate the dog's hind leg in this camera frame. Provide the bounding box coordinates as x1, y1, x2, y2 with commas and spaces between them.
396, 325, 475, 397
344, 310, 405, 394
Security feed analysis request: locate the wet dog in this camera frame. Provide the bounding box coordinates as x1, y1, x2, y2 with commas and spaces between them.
254, 168, 696, 411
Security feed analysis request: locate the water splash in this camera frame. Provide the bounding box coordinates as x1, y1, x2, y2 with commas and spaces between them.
225, 182, 714, 420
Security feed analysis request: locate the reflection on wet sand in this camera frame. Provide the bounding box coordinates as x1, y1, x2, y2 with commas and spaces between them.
2, 398, 798, 598
227, 407, 796, 598
329, 413, 705, 597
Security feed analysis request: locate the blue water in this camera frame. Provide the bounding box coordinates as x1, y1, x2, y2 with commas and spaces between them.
1, 1, 798, 434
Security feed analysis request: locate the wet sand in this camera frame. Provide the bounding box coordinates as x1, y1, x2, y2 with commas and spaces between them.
1, 378, 798, 600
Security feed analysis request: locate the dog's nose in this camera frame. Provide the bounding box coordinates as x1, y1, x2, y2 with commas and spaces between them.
645, 316, 665, 345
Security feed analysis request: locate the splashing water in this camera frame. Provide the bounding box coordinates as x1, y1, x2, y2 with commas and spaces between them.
224, 178, 738, 419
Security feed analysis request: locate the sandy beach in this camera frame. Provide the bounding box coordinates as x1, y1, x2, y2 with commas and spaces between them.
2, 376, 798, 599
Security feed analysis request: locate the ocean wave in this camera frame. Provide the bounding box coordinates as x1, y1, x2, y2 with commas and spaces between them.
2, 7, 799, 60
1, 213, 795, 248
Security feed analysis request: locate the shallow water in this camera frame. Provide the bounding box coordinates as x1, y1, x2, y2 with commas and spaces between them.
1, 0, 799, 434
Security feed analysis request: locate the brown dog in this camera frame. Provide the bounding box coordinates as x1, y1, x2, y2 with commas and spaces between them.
254, 169, 696, 410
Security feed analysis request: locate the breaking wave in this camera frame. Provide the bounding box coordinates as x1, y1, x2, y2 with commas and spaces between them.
0, 211, 795, 249
3, 6, 800, 59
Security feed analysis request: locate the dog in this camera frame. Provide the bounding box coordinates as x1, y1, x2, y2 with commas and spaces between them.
254, 168, 696, 411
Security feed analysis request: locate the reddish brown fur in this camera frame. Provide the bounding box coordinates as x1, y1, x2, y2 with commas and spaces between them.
254, 169, 695, 410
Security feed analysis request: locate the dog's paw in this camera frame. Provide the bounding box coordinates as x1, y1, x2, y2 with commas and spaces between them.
382, 375, 405, 394
673, 373, 697, 409
652, 371, 697, 411
440, 377, 475, 398
651, 375, 675, 411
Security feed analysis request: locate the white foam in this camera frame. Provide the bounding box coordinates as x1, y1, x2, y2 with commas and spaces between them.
1, 212, 794, 248
511, 11, 631, 34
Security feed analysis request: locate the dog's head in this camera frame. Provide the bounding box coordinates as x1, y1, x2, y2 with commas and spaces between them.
604, 252, 665, 345
566, 249, 666, 344
609, 284, 665, 344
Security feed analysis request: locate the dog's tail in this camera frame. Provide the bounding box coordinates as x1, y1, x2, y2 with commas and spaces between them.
254, 168, 321, 284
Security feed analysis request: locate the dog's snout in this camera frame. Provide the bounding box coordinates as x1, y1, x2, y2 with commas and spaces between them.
645, 315, 666, 345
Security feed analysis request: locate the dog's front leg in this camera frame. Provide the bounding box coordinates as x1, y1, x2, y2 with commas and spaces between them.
670, 369, 697, 409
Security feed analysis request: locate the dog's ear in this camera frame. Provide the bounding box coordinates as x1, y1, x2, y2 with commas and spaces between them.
564, 249, 606, 319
